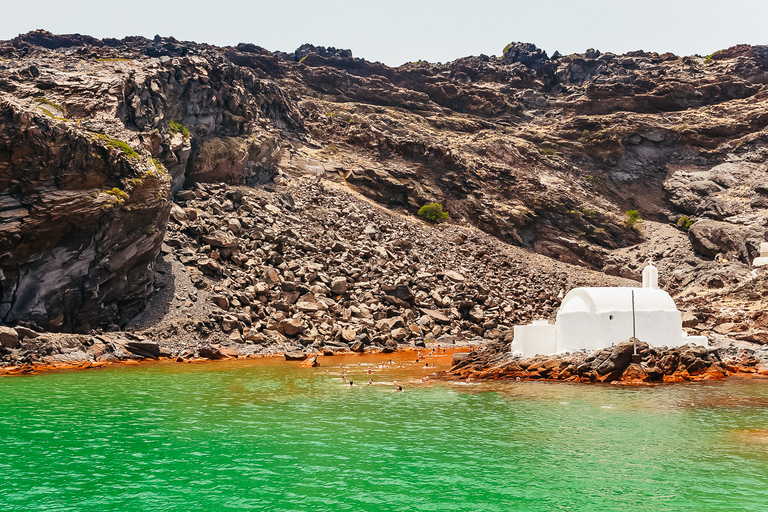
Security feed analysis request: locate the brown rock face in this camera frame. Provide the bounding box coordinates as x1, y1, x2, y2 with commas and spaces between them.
0, 100, 171, 331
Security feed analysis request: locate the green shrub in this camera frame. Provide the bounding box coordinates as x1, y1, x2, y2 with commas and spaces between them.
91, 133, 138, 157
106, 187, 129, 201
417, 203, 449, 223
704, 50, 724, 62
92, 133, 138, 158
677, 215, 693, 231
169, 119, 190, 138
103, 187, 130, 209
39, 107, 72, 122
34, 97, 64, 113
540, 147, 555, 156
151, 158, 167, 175
623, 209, 642, 228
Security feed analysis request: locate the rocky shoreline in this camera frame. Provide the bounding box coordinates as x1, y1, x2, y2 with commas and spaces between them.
442, 339, 768, 384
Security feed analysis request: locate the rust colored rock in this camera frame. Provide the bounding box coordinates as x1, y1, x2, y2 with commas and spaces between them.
700, 364, 727, 380
300, 355, 320, 367
620, 363, 649, 383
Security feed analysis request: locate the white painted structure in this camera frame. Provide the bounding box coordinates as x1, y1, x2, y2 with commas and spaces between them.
752, 242, 768, 267
511, 261, 708, 358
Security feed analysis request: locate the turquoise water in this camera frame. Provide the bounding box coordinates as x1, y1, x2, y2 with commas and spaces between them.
2, 354, 768, 512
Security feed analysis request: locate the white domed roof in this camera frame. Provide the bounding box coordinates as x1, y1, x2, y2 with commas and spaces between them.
559, 287, 678, 315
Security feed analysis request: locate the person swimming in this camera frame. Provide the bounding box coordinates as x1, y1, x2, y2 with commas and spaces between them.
396, 386, 403, 392
368, 378, 373, 385
349, 381, 354, 388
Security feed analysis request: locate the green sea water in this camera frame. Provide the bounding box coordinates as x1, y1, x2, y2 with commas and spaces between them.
2, 354, 768, 512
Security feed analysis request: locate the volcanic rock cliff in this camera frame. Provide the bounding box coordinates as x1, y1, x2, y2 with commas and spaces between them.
1, 30, 768, 351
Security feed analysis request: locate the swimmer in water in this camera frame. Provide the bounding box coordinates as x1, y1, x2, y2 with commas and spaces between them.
349, 381, 354, 388
367, 368, 372, 374
396, 386, 403, 392
342, 376, 347, 382
368, 378, 373, 385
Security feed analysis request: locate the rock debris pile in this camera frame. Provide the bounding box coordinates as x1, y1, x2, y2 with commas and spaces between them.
158, 177, 633, 357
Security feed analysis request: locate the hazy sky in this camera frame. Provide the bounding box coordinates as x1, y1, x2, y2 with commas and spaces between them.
2, 0, 765, 66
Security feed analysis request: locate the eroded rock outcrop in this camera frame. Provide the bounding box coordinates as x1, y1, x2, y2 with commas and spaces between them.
445, 339, 765, 384
0, 99, 171, 331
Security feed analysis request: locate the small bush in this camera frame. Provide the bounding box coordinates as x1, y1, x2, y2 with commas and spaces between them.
418, 203, 449, 223
106, 187, 129, 201
104, 187, 129, 209
704, 50, 724, 62
677, 215, 693, 231
169, 119, 190, 138
34, 97, 64, 113
92, 133, 138, 158
151, 158, 167, 175
624, 209, 642, 228
39, 107, 72, 122
540, 147, 555, 156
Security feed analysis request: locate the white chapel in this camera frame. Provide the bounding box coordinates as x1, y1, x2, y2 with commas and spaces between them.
510, 261, 708, 358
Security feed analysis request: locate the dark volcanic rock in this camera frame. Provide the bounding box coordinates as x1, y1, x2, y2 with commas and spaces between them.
0, 100, 171, 331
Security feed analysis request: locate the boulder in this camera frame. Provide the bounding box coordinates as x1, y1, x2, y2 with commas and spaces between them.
594, 342, 634, 376
211, 295, 229, 310
14, 326, 40, 340
284, 351, 308, 361
0, 326, 19, 348
330, 277, 347, 295
688, 220, 761, 263
124, 340, 161, 359
420, 308, 450, 324
280, 318, 304, 336
300, 355, 320, 367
